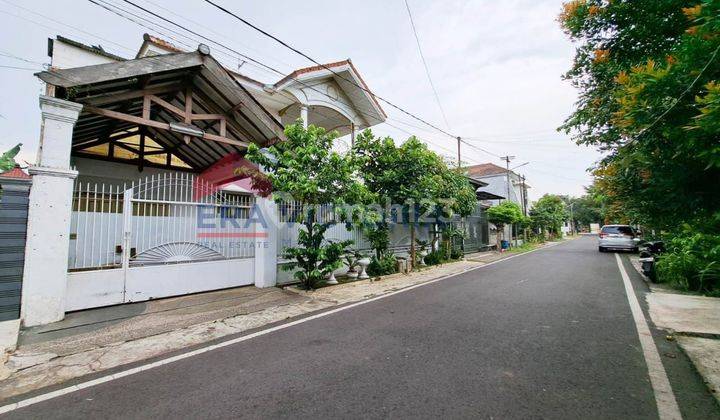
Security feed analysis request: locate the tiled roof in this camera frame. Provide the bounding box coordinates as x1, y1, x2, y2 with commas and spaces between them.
273, 60, 351, 88
273, 59, 387, 118
0, 165, 30, 180
143, 33, 184, 53
465, 163, 509, 177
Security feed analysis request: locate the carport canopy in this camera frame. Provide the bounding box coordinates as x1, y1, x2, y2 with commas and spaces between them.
36, 45, 286, 172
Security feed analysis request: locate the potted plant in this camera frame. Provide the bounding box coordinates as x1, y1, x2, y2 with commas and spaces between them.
321, 240, 348, 286
343, 249, 361, 279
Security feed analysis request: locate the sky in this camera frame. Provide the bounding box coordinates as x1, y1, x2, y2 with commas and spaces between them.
0, 0, 603, 202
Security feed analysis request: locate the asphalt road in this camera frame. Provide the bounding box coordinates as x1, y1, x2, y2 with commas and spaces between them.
4, 237, 719, 419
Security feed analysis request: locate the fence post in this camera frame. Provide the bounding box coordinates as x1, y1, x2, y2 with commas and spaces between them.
21, 96, 82, 326
121, 188, 133, 301
253, 196, 277, 287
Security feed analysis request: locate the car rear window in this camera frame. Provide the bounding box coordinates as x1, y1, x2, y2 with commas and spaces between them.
601, 226, 634, 235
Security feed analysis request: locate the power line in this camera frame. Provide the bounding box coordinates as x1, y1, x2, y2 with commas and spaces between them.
90, 0, 400, 132
202, 0, 457, 140
403, 0, 450, 130
0, 64, 40, 70
0, 0, 135, 55
114, 0, 507, 162
0, 51, 45, 66
624, 42, 720, 147
112, 0, 279, 78
143, 0, 296, 73
86, 0, 506, 166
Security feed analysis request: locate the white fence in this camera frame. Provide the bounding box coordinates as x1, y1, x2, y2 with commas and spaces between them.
69, 174, 255, 271
274, 201, 435, 258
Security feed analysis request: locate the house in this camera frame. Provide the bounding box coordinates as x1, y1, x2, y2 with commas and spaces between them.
457, 177, 496, 253
12, 34, 386, 329
465, 162, 530, 245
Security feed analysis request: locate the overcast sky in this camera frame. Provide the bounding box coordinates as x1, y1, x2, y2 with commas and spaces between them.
0, 0, 602, 202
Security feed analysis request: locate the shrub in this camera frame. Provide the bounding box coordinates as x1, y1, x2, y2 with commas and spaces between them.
450, 247, 463, 260
423, 250, 445, 266
655, 232, 720, 294
367, 254, 397, 276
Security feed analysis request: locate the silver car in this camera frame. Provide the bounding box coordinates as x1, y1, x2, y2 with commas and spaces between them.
598, 225, 640, 252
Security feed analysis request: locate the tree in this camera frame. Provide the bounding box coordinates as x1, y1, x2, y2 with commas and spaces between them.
562, 192, 603, 231
352, 130, 477, 264
246, 122, 367, 289
487, 201, 524, 248
530, 194, 568, 238
558, 0, 720, 230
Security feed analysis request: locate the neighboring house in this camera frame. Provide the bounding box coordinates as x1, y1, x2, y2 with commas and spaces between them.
465, 163, 530, 245
11, 34, 386, 330
462, 176, 499, 253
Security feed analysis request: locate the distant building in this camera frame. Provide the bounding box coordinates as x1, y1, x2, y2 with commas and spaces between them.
465, 163, 529, 214
465, 163, 530, 244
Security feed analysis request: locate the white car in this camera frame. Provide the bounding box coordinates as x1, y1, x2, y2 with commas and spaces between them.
598, 225, 640, 252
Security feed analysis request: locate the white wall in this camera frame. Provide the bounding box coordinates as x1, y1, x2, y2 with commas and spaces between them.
51, 41, 119, 69
72, 157, 179, 186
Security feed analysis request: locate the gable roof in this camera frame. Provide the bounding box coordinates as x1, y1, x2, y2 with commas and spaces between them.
0, 165, 30, 180
273, 59, 387, 120
36, 48, 286, 170
466, 163, 509, 177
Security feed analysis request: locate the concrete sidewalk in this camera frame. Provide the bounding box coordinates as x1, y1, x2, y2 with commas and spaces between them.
631, 257, 720, 402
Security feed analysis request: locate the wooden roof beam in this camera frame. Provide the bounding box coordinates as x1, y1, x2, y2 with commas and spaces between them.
83, 105, 249, 149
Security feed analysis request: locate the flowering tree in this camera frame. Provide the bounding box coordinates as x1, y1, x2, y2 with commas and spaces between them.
558, 0, 720, 229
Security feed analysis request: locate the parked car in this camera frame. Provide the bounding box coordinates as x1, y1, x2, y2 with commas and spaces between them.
598, 224, 641, 252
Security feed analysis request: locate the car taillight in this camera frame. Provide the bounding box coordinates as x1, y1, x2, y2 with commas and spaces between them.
599, 233, 606, 238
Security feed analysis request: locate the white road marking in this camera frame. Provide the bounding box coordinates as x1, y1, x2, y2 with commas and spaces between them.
615, 253, 682, 420
0, 241, 565, 414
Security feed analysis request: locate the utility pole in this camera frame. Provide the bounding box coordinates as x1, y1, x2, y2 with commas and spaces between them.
520, 175, 528, 215
519, 174, 528, 243
456, 136, 461, 168
569, 202, 575, 236
500, 155, 515, 201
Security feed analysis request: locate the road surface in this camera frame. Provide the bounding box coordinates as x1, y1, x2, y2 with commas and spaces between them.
3, 236, 718, 418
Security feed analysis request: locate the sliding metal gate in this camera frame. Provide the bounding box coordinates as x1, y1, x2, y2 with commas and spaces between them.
67, 173, 256, 309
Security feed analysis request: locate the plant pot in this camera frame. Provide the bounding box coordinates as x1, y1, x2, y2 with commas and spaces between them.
419, 250, 428, 266
346, 270, 359, 279
357, 258, 371, 279
326, 271, 338, 285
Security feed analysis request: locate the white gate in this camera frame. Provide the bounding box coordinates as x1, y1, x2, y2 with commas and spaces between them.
67, 173, 257, 310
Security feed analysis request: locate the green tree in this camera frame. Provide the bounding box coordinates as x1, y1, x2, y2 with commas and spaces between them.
530, 195, 568, 238
558, 0, 720, 230
487, 201, 524, 248
352, 130, 476, 263
562, 192, 603, 231
246, 122, 367, 289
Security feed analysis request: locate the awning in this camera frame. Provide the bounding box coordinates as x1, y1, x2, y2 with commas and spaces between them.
476, 191, 505, 200
36, 46, 286, 171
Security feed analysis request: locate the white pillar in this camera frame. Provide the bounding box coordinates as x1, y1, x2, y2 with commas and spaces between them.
300, 105, 308, 129
21, 96, 82, 326
253, 196, 277, 288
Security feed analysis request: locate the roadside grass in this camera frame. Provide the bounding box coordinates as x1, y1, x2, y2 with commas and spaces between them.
507, 242, 537, 254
